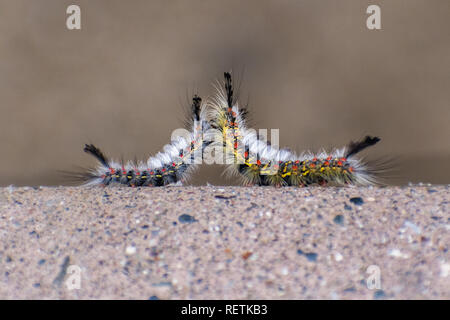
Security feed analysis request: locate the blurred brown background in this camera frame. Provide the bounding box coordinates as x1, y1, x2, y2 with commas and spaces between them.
0, 0, 449, 186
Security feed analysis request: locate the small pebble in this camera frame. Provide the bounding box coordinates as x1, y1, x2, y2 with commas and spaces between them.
373, 290, 386, 299
242, 252, 253, 260
334, 252, 343, 262
178, 214, 197, 224
305, 253, 318, 262
125, 246, 136, 255
349, 197, 364, 205
215, 195, 236, 200
388, 248, 409, 259
297, 250, 318, 262
333, 215, 344, 225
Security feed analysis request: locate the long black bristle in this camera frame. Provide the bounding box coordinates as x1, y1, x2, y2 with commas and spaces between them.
345, 136, 381, 158
224, 72, 233, 108
240, 107, 249, 121
192, 94, 201, 121
83, 144, 110, 168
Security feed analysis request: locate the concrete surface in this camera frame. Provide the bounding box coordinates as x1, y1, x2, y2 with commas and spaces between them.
0, 185, 449, 299
2, 1, 450, 187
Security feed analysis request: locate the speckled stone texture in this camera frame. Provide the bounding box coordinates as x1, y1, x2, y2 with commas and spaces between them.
0, 185, 448, 299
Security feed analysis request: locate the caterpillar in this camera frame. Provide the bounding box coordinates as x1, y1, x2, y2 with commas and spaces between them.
206, 72, 383, 187
73, 95, 209, 187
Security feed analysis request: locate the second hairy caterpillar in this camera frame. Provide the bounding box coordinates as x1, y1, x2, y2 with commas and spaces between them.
74, 95, 209, 187
206, 72, 384, 187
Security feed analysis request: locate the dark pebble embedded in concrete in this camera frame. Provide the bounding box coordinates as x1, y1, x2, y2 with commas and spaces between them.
297, 250, 318, 262
178, 214, 197, 224
349, 197, 364, 205
215, 195, 236, 200
305, 253, 318, 262
333, 215, 344, 225
373, 290, 386, 299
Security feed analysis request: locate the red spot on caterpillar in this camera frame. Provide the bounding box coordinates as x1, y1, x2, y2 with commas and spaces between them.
234, 142, 238, 149
180, 154, 183, 158
324, 161, 330, 166
310, 163, 316, 168
162, 168, 166, 172
341, 157, 347, 162
172, 162, 176, 167
327, 156, 332, 161
337, 161, 343, 166
244, 151, 249, 159
349, 167, 354, 172
313, 157, 317, 161
109, 168, 115, 174
256, 160, 261, 166
292, 165, 298, 170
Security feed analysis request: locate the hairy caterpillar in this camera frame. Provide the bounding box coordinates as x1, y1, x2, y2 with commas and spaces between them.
206, 72, 383, 187
72, 95, 209, 187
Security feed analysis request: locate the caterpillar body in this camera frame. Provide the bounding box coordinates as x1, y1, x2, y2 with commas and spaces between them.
78, 95, 209, 187
73, 72, 384, 187
206, 72, 382, 187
